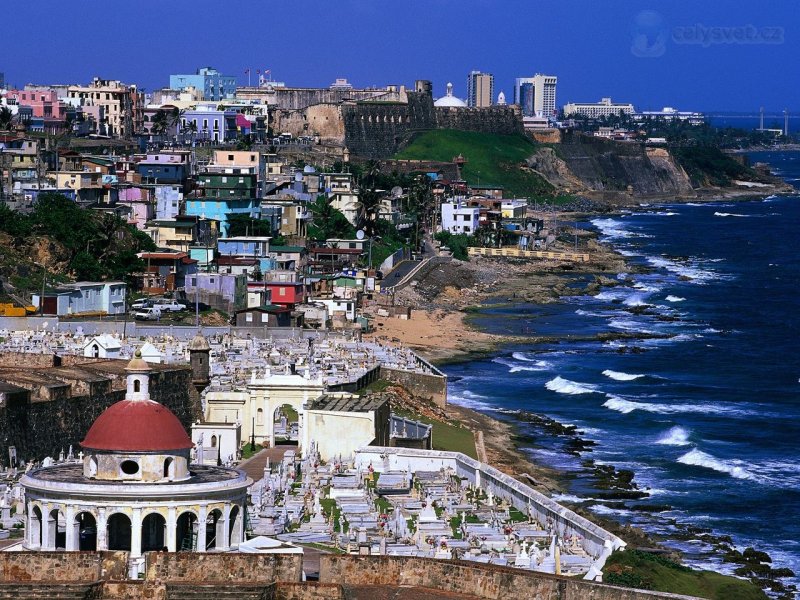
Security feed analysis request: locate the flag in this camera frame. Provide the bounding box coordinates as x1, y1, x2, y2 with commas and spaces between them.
264, 69, 271, 75
244, 69, 250, 74
256, 69, 260, 74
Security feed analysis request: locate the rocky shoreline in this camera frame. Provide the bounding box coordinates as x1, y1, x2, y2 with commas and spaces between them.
370, 189, 797, 598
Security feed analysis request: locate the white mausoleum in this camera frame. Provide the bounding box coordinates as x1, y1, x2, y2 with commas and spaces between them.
20, 351, 252, 558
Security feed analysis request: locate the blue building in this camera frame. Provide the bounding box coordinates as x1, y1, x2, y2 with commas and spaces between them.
184, 198, 260, 237
169, 67, 236, 101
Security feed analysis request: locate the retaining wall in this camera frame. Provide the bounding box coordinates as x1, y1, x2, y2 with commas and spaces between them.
319, 556, 699, 600
144, 552, 303, 584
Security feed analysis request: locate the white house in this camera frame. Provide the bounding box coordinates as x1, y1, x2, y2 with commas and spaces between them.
314, 297, 356, 321
33, 281, 127, 316
441, 201, 480, 235
82, 334, 122, 359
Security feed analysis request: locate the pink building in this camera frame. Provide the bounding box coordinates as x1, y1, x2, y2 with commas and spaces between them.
6, 89, 65, 120
118, 186, 154, 230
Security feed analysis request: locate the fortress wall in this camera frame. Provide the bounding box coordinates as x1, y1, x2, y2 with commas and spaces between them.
0, 355, 197, 462
319, 556, 700, 600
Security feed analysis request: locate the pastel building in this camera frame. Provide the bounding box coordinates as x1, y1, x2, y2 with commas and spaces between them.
33, 282, 127, 316
169, 67, 236, 101
180, 104, 238, 143
441, 200, 480, 235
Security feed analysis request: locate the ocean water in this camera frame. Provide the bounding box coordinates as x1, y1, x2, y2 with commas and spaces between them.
445, 150, 800, 579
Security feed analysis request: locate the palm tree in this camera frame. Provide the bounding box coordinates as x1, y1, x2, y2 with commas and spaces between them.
182, 120, 198, 146
0, 106, 14, 131
151, 110, 169, 143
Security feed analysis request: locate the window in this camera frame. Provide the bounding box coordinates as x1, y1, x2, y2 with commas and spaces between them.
278, 287, 286, 296
133, 380, 140, 393
256, 408, 264, 425
210, 435, 217, 447
261, 313, 268, 323
228, 154, 234, 161
120, 460, 139, 475
246, 312, 253, 322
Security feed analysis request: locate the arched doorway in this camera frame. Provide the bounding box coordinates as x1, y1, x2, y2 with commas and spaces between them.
107, 513, 132, 551
29, 505, 43, 548
163, 457, 174, 480
141, 513, 166, 552
228, 505, 242, 547
206, 509, 224, 550
48, 508, 66, 549
176, 512, 197, 551
76, 512, 97, 551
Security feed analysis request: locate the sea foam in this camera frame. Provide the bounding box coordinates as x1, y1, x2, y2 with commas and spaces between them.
656, 426, 691, 446
714, 212, 749, 218
665, 295, 686, 302
677, 449, 754, 480
545, 376, 599, 395
602, 369, 645, 381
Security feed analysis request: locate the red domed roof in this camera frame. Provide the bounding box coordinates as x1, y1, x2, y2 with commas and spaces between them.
81, 400, 194, 452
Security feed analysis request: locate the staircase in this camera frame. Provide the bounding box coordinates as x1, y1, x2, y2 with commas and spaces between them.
0, 582, 99, 600
166, 583, 272, 600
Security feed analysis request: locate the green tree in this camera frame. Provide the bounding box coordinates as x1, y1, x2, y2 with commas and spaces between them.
307, 194, 355, 241
0, 106, 15, 130
226, 214, 273, 237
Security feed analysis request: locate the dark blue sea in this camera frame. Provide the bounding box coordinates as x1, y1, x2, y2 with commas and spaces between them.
444, 151, 800, 581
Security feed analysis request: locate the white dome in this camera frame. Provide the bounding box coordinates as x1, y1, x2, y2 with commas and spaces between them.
434, 82, 467, 108
497, 91, 506, 105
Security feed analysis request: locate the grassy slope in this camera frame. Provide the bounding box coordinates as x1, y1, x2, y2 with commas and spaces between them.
604, 550, 767, 600
392, 407, 477, 459
395, 129, 554, 198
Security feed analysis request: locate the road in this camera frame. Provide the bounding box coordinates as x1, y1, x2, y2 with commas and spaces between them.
380, 260, 419, 289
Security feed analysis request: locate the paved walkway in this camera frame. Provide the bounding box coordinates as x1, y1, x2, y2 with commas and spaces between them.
237, 445, 294, 482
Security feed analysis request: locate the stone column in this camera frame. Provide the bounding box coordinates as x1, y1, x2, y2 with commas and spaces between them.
197, 505, 207, 552
220, 505, 231, 550
42, 504, 53, 550
96, 508, 108, 551
65, 505, 77, 551
131, 509, 142, 558
26, 501, 38, 549
166, 507, 177, 552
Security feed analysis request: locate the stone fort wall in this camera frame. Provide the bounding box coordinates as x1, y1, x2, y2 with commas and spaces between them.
0, 353, 199, 463
0, 552, 700, 600
272, 91, 524, 159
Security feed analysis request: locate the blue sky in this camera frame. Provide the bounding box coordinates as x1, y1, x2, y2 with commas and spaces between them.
4, 0, 796, 112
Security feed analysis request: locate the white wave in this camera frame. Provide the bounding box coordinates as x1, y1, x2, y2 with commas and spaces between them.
575, 309, 606, 317
591, 218, 652, 240
602, 369, 645, 381
656, 426, 691, 446
603, 395, 753, 416
551, 493, 584, 503
677, 449, 755, 480
511, 352, 551, 369
654, 211, 678, 216
545, 376, 600, 395
623, 293, 651, 307
665, 295, 685, 302
494, 356, 550, 373
714, 212, 749, 218
448, 390, 495, 411
645, 255, 722, 284
588, 504, 631, 516
608, 318, 658, 334
633, 282, 662, 292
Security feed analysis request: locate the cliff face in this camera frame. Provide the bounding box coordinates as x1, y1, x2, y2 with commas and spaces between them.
526, 133, 694, 197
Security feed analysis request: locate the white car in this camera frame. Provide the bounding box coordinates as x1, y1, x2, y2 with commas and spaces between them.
153, 300, 186, 313
134, 307, 162, 321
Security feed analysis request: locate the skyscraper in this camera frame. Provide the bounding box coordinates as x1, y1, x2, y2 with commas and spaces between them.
514, 74, 557, 117
467, 71, 494, 108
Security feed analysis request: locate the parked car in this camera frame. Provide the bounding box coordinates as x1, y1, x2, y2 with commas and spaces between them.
152, 299, 186, 312
130, 298, 153, 310
134, 307, 162, 321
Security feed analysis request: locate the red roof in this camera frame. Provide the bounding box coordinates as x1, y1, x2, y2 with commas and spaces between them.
81, 400, 194, 452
